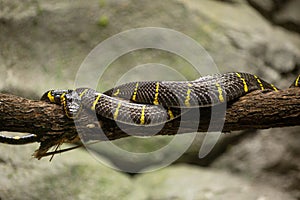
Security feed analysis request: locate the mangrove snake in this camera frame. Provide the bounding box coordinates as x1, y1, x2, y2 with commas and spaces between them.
1, 72, 299, 145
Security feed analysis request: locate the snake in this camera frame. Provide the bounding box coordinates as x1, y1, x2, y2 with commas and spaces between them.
1, 72, 299, 145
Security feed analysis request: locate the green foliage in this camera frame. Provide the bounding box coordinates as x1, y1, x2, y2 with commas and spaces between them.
99, 0, 106, 8
98, 15, 109, 27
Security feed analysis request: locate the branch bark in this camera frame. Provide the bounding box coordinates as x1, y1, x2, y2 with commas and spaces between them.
0, 88, 299, 158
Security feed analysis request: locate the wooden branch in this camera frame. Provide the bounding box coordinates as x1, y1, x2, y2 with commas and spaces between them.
0, 88, 299, 159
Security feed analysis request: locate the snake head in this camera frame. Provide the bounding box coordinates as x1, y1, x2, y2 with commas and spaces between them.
41, 90, 82, 119
63, 90, 82, 118
41, 90, 72, 105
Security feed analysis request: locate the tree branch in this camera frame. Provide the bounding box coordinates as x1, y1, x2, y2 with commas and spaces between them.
0, 88, 299, 159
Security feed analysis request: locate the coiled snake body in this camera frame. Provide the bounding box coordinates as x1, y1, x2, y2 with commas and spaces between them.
1, 72, 299, 144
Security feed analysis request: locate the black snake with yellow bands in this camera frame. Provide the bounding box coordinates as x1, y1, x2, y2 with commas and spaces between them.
1, 72, 299, 144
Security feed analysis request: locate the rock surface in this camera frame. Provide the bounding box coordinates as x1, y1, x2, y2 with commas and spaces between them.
247, 0, 300, 33
0, 144, 295, 200
213, 127, 300, 199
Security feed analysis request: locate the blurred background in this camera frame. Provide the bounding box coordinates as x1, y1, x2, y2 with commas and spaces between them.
0, 0, 299, 199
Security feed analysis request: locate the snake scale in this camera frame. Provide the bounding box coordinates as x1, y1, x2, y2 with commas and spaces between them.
1, 72, 299, 144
